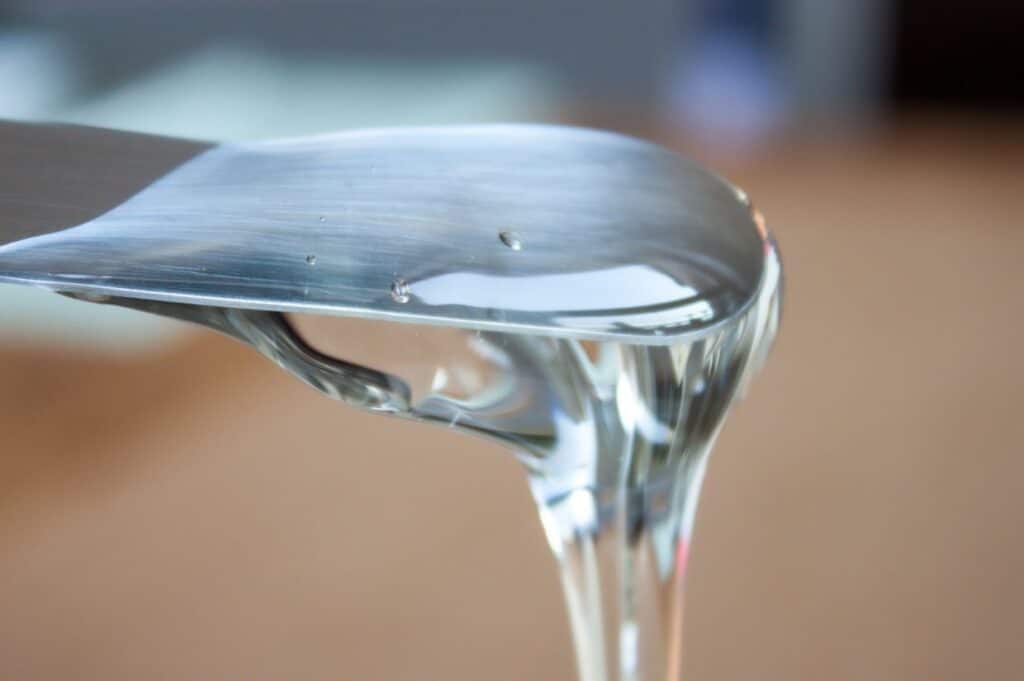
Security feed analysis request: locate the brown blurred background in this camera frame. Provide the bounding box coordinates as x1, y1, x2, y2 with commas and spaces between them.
0, 1, 1021, 680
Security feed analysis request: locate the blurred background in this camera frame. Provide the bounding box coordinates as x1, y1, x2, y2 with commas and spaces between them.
0, 1, 1021, 680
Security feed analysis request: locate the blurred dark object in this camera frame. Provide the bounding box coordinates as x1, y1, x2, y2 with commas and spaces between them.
889, 0, 1024, 109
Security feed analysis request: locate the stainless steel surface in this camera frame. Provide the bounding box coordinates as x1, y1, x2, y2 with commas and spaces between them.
93, 226, 777, 681
0, 124, 765, 343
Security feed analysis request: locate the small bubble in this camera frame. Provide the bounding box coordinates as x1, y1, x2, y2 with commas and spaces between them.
318, 216, 326, 223
305, 254, 317, 265
498, 230, 523, 251
390, 277, 410, 303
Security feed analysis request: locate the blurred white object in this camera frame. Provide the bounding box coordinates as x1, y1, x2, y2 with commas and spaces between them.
61, 45, 561, 141
0, 30, 80, 119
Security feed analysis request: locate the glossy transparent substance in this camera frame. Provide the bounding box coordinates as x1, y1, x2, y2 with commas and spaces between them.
102, 236, 779, 681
